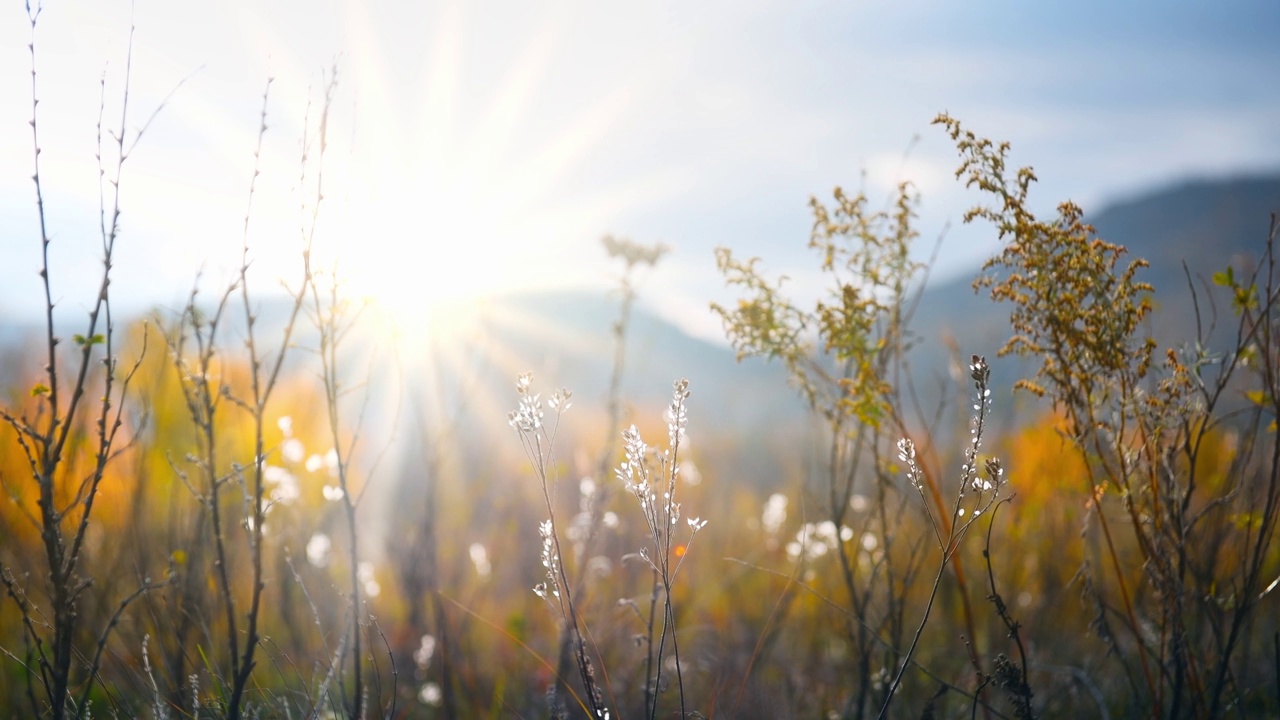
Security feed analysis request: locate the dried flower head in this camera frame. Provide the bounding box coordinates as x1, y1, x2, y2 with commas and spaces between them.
548, 387, 572, 412
897, 438, 923, 490
666, 378, 690, 447
602, 234, 669, 269
970, 354, 990, 386
508, 393, 543, 434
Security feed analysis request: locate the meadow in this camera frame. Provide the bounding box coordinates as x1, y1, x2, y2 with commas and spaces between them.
2, 7, 1279, 719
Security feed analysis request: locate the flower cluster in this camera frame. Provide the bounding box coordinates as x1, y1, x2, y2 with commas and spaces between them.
264, 464, 300, 505
508, 372, 572, 436
265, 416, 345, 505
761, 492, 788, 536
897, 438, 922, 490
785, 520, 854, 562
508, 393, 543, 434
306, 532, 331, 567
616, 380, 704, 567
533, 519, 560, 602
666, 378, 690, 448
618, 425, 650, 488
963, 355, 1004, 497
602, 234, 668, 269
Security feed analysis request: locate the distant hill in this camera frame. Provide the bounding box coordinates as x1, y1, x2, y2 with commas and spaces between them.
283, 173, 1280, 455
1, 174, 1275, 478
469, 290, 796, 421
1089, 176, 1280, 341
448, 289, 811, 462
906, 174, 1280, 399
456, 175, 1280, 463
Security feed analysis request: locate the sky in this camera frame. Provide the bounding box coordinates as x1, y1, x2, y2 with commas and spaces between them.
2, 0, 1278, 345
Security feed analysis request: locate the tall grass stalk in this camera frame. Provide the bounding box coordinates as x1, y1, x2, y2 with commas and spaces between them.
509, 375, 608, 718
939, 112, 1280, 717
299, 64, 385, 719
714, 179, 988, 717
0, 5, 163, 716
615, 379, 705, 719
309, 262, 381, 717
877, 355, 1009, 718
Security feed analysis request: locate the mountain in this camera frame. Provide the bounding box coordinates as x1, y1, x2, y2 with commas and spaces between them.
2, 175, 1275, 473
260, 173, 1280, 458
906, 174, 1280, 400
453, 174, 1280, 471
468, 290, 800, 421
1089, 176, 1280, 342
434, 289, 813, 488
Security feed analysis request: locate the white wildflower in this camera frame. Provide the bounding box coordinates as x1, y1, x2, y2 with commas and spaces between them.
413, 634, 437, 669
897, 437, 915, 464
515, 372, 533, 395
359, 561, 380, 598
264, 466, 299, 504
282, 438, 305, 464
761, 493, 788, 535
548, 387, 572, 412
679, 459, 701, 486
469, 543, 492, 577
897, 438, 922, 489
507, 394, 543, 433
418, 683, 442, 707
786, 521, 854, 562
306, 533, 331, 568
666, 379, 690, 447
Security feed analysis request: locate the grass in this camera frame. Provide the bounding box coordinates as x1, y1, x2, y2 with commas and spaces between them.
1, 7, 1279, 719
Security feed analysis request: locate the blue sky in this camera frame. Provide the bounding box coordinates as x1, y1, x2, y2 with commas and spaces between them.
2, 0, 1277, 342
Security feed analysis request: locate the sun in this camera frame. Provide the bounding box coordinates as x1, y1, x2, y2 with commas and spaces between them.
283, 4, 623, 357
325, 177, 508, 347
184, 3, 683, 377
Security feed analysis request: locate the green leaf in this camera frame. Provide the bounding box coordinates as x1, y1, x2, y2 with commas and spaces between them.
30, 383, 50, 397
72, 333, 105, 347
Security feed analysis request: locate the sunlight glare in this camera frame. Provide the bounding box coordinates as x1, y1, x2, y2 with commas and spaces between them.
332, 180, 499, 350
302, 5, 567, 352
202, 3, 677, 362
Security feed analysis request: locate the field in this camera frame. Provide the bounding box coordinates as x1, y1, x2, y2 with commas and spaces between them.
2, 5, 1279, 719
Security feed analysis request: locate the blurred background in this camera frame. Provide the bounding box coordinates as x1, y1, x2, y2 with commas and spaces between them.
2, 1, 1279, 716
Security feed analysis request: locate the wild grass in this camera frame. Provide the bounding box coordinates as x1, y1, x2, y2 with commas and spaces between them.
1, 8, 1278, 720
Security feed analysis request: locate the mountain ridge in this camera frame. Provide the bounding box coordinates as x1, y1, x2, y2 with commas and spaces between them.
2, 173, 1276, 430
